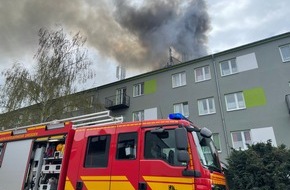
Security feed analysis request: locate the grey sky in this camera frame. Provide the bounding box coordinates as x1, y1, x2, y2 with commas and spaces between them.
0, 0, 289, 89
207, 0, 290, 53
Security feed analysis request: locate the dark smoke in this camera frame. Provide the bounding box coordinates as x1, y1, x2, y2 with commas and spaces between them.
0, 0, 210, 72
113, 0, 210, 68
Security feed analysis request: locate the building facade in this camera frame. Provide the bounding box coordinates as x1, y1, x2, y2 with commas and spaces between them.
89, 32, 290, 162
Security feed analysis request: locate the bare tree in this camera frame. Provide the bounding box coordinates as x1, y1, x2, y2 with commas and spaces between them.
0, 27, 94, 123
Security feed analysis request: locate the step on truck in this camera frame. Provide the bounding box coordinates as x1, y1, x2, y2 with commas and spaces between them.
0, 111, 227, 190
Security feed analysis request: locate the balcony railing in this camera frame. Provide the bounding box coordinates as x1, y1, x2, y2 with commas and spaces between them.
105, 94, 130, 110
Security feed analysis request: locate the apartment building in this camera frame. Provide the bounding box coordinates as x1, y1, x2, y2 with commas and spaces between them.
1, 32, 289, 162
87, 32, 290, 162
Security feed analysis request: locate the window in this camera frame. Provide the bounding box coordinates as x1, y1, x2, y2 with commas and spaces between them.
212, 133, 221, 152
144, 129, 183, 166
231, 130, 252, 150
89, 95, 94, 107
84, 135, 111, 168
116, 133, 137, 159
279, 44, 290, 62
0, 143, 6, 167
17, 114, 23, 125
198, 97, 216, 115
220, 58, 238, 76
133, 83, 144, 97
194, 66, 211, 82
116, 88, 127, 104
133, 110, 144, 121
173, 102, 189, 117
225, 92, 246, 111
172, 72, 186, 88
63, 102, 79, 112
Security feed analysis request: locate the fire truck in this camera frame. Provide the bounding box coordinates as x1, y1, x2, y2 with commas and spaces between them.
0, 111, 227, 190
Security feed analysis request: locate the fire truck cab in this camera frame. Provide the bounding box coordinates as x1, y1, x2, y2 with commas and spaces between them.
65, 113, 227, 190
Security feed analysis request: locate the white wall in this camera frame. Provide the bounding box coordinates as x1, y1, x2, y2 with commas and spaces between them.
251, 126, 277, 146
144, 107, 157, 120
237, 52, 258, 72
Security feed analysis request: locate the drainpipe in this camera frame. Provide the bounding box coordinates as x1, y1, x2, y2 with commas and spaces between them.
211, 54, 231, 156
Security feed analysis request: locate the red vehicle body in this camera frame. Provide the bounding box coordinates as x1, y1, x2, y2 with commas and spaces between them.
0, 111, 227, 190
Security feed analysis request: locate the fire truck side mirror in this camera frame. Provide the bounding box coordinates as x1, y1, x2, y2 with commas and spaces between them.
175, 128, 192, 170
200, 127, 212, 138
175, 128, 188, 150
177, 150, 190, 163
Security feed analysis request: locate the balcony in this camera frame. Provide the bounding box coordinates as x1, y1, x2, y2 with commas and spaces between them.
105, 94, 130, 110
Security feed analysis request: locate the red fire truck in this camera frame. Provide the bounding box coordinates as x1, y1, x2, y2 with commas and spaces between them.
0, 111, 227, 190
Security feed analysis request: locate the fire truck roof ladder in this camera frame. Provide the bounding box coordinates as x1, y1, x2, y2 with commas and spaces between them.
68, 110, 123, 128
2, 111, 123, 132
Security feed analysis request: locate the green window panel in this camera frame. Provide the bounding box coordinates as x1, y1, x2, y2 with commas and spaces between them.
144, 79, 157, 94
243, 87, 267, 108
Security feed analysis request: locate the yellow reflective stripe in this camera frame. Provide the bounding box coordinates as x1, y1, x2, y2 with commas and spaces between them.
211, 173, 226, 185
27, 125, 46, 131
144, 176, 194, 190
80, 176, 134, 190
143, 176, 194, 183
146, 182, 193, 190
84, 181, 110, 189
111, 176, 134, 190
111, 176, 128, 180
50, 135, 65, 140
35, 137, 49, 141
0, 131, 12, 136
81, 176, 110, 190
187, 144, 194, 170
111, 181, 135, 190
65, 176, 75, 190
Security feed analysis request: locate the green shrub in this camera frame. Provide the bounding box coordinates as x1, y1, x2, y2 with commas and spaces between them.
225, 140, 290, 190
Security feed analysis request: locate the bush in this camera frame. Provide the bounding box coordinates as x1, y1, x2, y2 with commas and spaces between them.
225, 140, 290, 190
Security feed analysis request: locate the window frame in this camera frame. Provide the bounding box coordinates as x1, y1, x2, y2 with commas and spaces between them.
279, 44, 290, 62
220, 58, 238, 76
116, 132, 138, 160
194, 65, 211, 82
144, 128, 183, 166
173, 102, 189, 117
211, 133, 221, 152
197, 97, 216, 115
172, 72, 186, 88
89, 95, 94, 108
231, 130, 252, 150
132, 110, 144, 121
84, 135, 111, 168
225, 92, 246, 111
116, 87, 127, 104
133, 83, 144, 97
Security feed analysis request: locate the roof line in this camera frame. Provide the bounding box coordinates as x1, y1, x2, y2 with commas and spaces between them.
87, 31, 290, 91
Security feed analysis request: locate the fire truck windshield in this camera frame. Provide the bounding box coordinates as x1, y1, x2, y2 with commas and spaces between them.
192, 132, 222, 172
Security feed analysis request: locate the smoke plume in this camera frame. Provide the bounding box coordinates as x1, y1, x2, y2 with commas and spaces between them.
0, 0, 210, 71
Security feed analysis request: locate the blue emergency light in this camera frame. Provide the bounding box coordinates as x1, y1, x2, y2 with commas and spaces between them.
169, 113, 186, 120
169, 113, 194, 125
